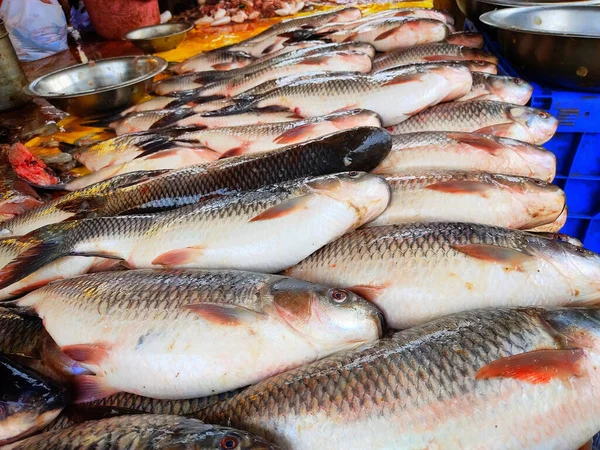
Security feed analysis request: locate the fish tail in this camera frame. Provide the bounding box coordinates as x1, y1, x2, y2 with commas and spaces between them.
0, 225, 70, 290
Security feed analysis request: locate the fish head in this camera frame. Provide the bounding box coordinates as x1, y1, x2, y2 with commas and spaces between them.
0, 355, 69, 445
269, 277, 384, 352
465, 60, 498, 74
490, 174, 566, 228
334, 126, 392, 172
508, 107, 559, 145
541, 308, 600, 362
525, 235, 600, 303
496, 137, 557, 182
486, 76, 533, 105
307, 172, 391, 226
329, 7, 362, 23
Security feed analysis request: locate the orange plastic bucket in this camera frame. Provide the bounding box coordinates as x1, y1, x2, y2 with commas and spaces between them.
83, 0, 160, 40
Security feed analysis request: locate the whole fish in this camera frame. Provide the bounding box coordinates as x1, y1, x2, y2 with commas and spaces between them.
0, 149, 43, 221
327, 17, 449, 52
63, 144, 220, 191
446, 31, 484, 48
172, 50, 254, 75
199, 306, 600, 450
0, 173, 390, 285
154, 42, 376, 96
373, 132, 557, 182
389, 101, 559, 145
0, 128, 391, 240
0, 307, 81, 381
457, 73, 533, 104
176, 109, 381, 156
175, 51, 373, 100
16, 269, 383, 400
0, 355, 69, 445
372, 43, 498, 73
284, 223, 600, 329
4, 414, 277, 449
229, 64, 473, 126
527, 206, 568, 233
367, 171, 565, 229
0, 171, 165, 237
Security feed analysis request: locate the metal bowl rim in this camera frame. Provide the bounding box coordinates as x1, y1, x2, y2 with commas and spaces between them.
26, 56, 168, 99
475, 0, 600, 7
123, 22, 194, 41
480, 6, 600, 38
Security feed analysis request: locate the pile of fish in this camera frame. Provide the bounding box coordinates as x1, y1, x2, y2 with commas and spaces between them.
2, 6, 600, 450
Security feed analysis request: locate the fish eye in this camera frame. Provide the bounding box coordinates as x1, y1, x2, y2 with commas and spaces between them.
537, 111, 550, 119
533, 179, 546, 186
330, 289, 348, 303
348, 171, 359, 178
513, 78, 524, 85
220, 435, 239, 449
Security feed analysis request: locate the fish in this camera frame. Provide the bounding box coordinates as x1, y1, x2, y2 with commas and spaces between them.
372, 132, 557, 182
176, 109, 382, 156
0, 354, 69, 446
174, 51, 373, 100
371, 43, 498, 73
366, 171, 565, 230
229, 64, 473, 126
527, 206, 568, 233
389, 101, 559, 145
285, 223, 600, 329
0, 148, 43, 221
16, 268, 383, 400
0, 171, 166, 238
446, 31, 484, 48
63, 144, 220, 191
172, 49, 255, 75
0, 307, 82, 381
4, 414, 277, 449
327, 17, 449, 52
0, 172, 390, 285
198, 306, 600, 450
457, 73, 533, 104
154, 42, 376, 96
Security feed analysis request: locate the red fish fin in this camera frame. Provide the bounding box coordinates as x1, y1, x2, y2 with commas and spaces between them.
212, 62, 234, 71
145, 149, 181, 160
425, 180, 493, 196
374, 27, 401, 41
61, 343, 111, 366
381, 73, 423, 87
343, 32, 359, 42
249, 195, 312, 222
184, 302, 263, 326
452, 244, 534, 271
476, 349, 585, 384
301, 55, 329, 66
578, 439, 593, 450
219, 147, 245, 158
274, 124, 319, 145
447, 132, 504, 155
152, 246, 205, 266
348, 284, 387, 302
74, 374, 119, 403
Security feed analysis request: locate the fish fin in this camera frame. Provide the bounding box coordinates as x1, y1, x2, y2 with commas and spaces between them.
300, 55, 330, 66
348, 284, 387, 302
149, 109, 196, 130
447, 132, 504, 155
61, 343, 111, 366
143, 149, 183, 160
274, 124, 320, 145
374, 27, 401, 41
343, 32, 359, 42
193, 72, 229, 84
184, 302, 264, 326
577, 439, 593, 450
474, 123, 515, 137
261, 42, 278, 55
219, 147, 245, 158
249, 195, 312, 222
255, 105, 292, 113
58, 142, 78, 154
381, 73, 424, 87
74, 374, 119, 403
131, 137, 178, 159
212, 62, 237, 71
55, 196, 106, 215
475, 348, 585, 384
451, 244, 534, 271
152, 246, 205, 266
425, 180, 494, 196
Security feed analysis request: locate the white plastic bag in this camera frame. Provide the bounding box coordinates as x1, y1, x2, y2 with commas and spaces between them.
0, 0, 68, 62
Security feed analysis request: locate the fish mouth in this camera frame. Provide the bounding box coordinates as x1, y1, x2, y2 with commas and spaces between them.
0, 407, 63, 445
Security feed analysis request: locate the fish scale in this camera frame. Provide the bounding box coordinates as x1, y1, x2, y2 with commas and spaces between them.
0, 306, 44, 357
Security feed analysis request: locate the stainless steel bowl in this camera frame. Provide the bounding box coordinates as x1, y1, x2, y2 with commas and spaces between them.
481, 6, 600, 91
457, 0, 600, 37
25, 56, 167, 117
124, 23, 193, 53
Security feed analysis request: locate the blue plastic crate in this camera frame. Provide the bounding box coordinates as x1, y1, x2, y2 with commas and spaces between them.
465, 20, 600, 252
